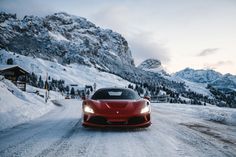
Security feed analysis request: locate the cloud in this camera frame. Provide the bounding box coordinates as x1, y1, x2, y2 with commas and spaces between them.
128, 32, 170, 65
203, 60, 233, 70
197, 48, 219, 57
91, 6, 170, 65
91, 6, 133, 35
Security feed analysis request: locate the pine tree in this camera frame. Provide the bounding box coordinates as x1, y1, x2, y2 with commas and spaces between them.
6, 58, 13, 65
70, 87, 75, 95
65, 86, 69, 94
38, 75, 44, 88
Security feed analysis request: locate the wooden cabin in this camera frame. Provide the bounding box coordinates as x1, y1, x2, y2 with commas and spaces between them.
0, 65, 29, 91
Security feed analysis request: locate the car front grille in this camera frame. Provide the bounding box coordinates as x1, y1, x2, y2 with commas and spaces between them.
128, 116, 146, 125
87, 115, 150, 125
88, 116, 107, 125
107, 121, 127, 125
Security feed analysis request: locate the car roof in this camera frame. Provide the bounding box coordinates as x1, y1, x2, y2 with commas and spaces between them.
96, 87, 134, 91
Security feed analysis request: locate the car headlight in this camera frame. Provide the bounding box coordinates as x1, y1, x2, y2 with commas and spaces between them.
140, 105, 150, 114
84, 105, 94, 114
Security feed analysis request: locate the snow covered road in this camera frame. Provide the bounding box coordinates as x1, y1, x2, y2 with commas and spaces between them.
0, 100, 235, 157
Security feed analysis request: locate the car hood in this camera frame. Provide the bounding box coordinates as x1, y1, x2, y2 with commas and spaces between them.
100, 100, 132, 109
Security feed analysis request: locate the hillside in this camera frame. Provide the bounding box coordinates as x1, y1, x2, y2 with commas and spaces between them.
0, 50, 131, 89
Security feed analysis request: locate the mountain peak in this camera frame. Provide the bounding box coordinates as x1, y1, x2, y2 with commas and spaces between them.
138, 59, 161, 69
137, 58, 167, 74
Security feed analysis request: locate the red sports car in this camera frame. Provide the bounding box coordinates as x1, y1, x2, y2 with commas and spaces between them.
82, 88, 151, 128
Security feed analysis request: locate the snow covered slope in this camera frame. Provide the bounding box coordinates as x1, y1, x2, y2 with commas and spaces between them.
0, 78, 54, 130
0, 50, 131, 89
170, 75, 212, 97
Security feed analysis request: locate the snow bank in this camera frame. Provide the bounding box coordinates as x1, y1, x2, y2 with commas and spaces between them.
0, 78, 55, 130
152, 103, 236, 126
199, 107, 236, 125
26, 85, 65, 100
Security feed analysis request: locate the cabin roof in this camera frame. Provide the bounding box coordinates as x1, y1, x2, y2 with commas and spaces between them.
0, 65, 29, 74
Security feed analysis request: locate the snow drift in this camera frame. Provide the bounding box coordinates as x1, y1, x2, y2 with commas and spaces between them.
0, 77, 54, 130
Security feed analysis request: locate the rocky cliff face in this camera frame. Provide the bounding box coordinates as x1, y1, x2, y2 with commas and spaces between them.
0, 12, 134, 72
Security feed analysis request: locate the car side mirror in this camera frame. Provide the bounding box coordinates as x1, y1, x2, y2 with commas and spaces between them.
143, 96, 150, 101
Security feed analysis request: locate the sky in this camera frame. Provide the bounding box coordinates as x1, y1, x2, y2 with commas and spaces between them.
0, 0, 236, 74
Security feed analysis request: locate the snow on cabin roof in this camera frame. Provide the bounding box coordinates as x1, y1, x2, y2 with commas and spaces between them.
0, 65, 18, 71
0, 65, 29, 73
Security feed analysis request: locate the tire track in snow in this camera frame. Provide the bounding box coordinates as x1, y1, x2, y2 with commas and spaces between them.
0, 119, 75, 157
0, 105, 65, 152
34, 120, 81, 157
57, 127, 105, 157
0, 119, 66, 156
76, 128, 152, 157
0, 101, 80, 157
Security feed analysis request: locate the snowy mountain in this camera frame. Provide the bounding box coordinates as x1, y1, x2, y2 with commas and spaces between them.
175, 68, 236, 92
174, 68, 222, 83
138, 59, 161, 70
0, 12, 185, 92
0, 12, 134, 72
137, 58, 167, 75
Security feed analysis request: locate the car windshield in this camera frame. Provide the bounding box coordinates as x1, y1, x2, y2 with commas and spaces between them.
91, 88, 140, 100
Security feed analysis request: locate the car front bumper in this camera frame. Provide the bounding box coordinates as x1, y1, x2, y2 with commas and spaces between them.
82, 113, 151, 128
